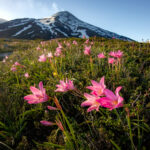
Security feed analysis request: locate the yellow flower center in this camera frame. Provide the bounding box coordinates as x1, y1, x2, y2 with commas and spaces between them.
98, 88, 102, 95
113, 100, 118, 105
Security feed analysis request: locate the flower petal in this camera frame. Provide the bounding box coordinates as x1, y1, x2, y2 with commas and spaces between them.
30, 86, 41, 95
24, 95, 39, 101
104, 89, 117, 100
115, 86, 122, 97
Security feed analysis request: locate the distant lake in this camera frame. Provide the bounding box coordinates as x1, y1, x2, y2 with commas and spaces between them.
0, 52, 12, 61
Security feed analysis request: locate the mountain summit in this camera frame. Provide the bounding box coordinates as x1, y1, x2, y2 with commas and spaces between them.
0, 11, 133, 41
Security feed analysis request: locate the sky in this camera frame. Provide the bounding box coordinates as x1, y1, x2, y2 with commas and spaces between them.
0, 0, 149, 41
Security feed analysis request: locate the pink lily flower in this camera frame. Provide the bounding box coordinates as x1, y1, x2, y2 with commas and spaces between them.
55, 79, 75, 92
56, 120, 64, 131
14, 61, 24, 68
81, 93, 101, 112
66, 42, 71, 47
11, 66, 17, 71
47, 52, 53, 58
41, 41, 46, 46
2, 59, 6, 63
73, 40, 78, 45
91, 42, 94, 45
5, 56, 8, 59
36, 46, 41, 51
24, 81, 49, 104
38, 54, 47, 62
97, 53, 105, 59
87, 76, 106, 97
24, 73, 29, 78
97, 86, 124, 110
47, 105, 58, 110
58, 42, 63, 48
40, 120, 55, 126
84, 45, 91, 55
115, 50, 123, 58
108, 58, 115, 64
54, 48, 62, 57
109, 51, 116, 57
14, 62, 21, 66
85, 39, 89, 44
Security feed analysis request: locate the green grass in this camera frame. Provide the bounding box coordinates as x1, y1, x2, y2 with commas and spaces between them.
0, 37, 150, 150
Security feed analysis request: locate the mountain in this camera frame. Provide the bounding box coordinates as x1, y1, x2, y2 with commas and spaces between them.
0, 11, 133, 41
0, 18, 7, 24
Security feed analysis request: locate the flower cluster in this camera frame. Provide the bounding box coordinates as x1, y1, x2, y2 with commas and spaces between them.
55, 79, 75, 92
11, 61, 24, 71
108, 50, 123, 64
81, 76, 124, 112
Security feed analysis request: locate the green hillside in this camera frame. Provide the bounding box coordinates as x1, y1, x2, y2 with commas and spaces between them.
0, 37, 150, 150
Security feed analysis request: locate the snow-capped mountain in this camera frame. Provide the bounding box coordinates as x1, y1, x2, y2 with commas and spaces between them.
0, 18, 7, 24
0, 11, 133, 41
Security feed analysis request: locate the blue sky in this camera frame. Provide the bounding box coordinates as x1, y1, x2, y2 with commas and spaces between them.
0, 0, 149, 41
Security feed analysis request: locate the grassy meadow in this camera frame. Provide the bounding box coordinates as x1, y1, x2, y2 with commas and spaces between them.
0, 37, 150, 150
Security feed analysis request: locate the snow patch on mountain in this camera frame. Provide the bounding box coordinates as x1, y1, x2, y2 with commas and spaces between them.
35, 19, 54, 34
13, 25, 32, 36
77, 29, 89, 38
55, 28, 68, 37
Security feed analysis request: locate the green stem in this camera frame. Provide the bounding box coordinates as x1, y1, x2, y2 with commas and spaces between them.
0, 141, 13, 150
15, 72, 20, 86
114, 109, 123, 125
60, 109, 78, 148
137, 108, 141, 150
126, 113, 135, 150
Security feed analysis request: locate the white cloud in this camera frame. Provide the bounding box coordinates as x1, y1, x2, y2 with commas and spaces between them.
52, 2, 59, 13
0, 0, 64, 20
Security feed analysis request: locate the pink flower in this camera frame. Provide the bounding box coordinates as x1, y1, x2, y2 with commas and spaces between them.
97, 53, 105, 59
55, 79, 75, 92
87, 76, 106, 97
115, 50, 123, 58
24, 73, 29, 78
2, 59, 6, 63
36, 46, 41, 50
54, 47, 62, 57
14, 62, 21, 66
109, 51, 116, 57
58, 42, 63, 48
40, 120, 55, 126
97, 87, 124, 110
11, 66, 17, 71
66, 42, 71, 47
56, 120, 64, 131
91, 42, 94, 45
109, 50, 123, 58
41, 41, 46, 46
85, 39, 89, 44
38, 54, 47, 62
73, 40, 78, 45
84, 45, 91, 55
108, 58, 115, 64
47, 105, 58, 110
81, 93, 101, 112
47, 52, 53, 58
5, 56, 8, 59
24, 81, 49, 104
